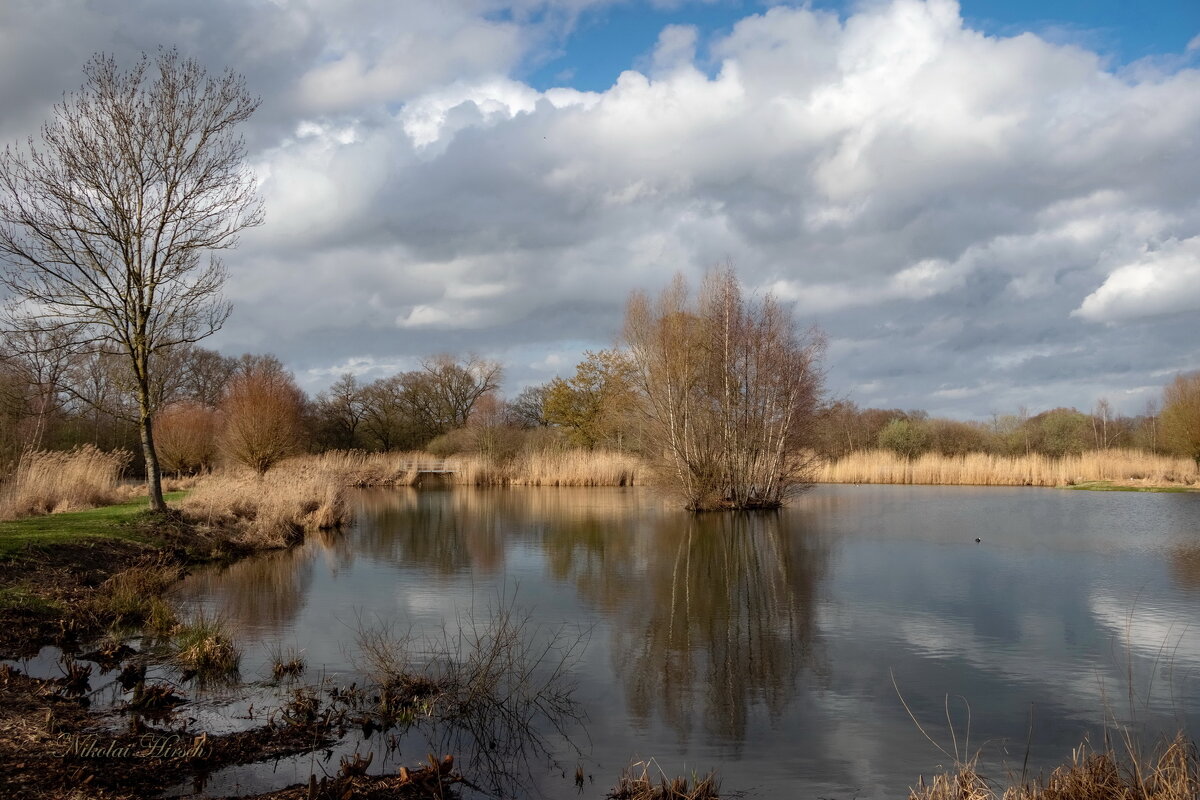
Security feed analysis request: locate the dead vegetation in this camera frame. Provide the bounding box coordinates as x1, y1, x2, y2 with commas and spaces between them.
270, 644, 306, 680
349, 598, 588, 795
303, 448, 643, 489
249, 753, 466, 799
172, 611, 240, 681
910, 733, 1199, 800
178, 459, 350, 548
818, 448, 1199, 488
93, 559, 181, 630
608, 760, 722, 800
0, 445, 132, 519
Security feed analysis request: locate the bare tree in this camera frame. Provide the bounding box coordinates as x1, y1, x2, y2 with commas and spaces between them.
623, 268, 825, 510
0, 49, 263, 511
315, 372, 366, 449
413, 355, 503, 432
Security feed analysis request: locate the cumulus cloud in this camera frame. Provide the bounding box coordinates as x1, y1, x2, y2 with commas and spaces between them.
2, 0, 1200, 416
1074, 237, 1200, 322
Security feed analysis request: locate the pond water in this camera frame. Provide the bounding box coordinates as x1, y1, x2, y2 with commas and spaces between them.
173, 485, 1200, 798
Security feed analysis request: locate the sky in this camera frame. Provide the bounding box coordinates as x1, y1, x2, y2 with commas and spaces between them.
1, 0, 1199, 420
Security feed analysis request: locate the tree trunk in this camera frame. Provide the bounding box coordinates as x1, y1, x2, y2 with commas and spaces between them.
136, 378, 167, 512
140, 407, 167, 513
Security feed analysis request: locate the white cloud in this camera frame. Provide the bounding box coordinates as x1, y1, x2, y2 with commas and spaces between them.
4, 0, 1200, 411
1075, 237, 1200, 322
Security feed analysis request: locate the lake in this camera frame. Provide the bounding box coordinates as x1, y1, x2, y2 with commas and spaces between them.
173, 485, 1200, 798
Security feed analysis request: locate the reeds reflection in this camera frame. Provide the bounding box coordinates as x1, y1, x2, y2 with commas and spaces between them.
173, 546, 317, 633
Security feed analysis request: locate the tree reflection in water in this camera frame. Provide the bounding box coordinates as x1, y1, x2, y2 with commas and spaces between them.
545, 507, 830, 745
353, 488, 508, 575
179, 487, 830, 757
354, 488, 830, 745
623, 513, 828, 744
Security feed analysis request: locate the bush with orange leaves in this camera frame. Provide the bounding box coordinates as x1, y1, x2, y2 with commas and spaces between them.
219, 360, 306, 473
154, 401, 221, 476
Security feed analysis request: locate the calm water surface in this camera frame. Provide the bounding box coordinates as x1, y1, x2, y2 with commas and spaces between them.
174, 485, 1200, 798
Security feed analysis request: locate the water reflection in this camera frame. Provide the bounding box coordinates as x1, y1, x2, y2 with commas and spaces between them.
1171, 545, 1200, 590
171, 486, 1200, 800
552, 511, 828, 743
176, 546, 316, 632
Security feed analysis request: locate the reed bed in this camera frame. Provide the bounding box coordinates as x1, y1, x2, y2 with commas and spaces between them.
911, 733, 1198, 800
300, 448, 643, 488
0, 445, 133, 520
178, 459, 350, 548
817, 449, 1199, 488
503, 448, 642, 486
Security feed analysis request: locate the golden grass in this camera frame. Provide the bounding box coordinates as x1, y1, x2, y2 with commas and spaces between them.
911, 733, 1199, 800
817, 449, 1199, 488
299, 448, 644, 488
502, 448, 642, 486
0, 445, 132, 520
178, 459, 350, 548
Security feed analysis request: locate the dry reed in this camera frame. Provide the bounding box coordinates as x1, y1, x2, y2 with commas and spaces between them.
609, 760, 722, 800
911, 733, 1199, 800
0, 445, 132, 520
299, 448, 644, 488
818, 449, 1199, 488
178, 459, 350, 548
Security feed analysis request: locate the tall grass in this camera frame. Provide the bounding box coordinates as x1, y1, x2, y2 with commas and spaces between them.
503, 448, 641, 486
817, 449, 1199, 488
0, 445, 133, 520
301, 448, 644, 488
179, 459, 350, 548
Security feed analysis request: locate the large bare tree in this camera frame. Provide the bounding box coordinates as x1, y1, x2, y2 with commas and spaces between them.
0, 49, 263, 512
624, 268, 825, 510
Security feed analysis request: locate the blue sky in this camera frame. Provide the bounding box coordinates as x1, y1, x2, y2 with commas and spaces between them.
524, 1, 1200, 92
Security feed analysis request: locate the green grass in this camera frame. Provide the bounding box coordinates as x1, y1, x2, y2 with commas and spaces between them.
0, 492, 187, 557
1066, 481, 1196, 493
0, 584, 65, 615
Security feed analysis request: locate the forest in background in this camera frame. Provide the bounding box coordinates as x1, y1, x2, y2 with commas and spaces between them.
2, 336, 1198, 481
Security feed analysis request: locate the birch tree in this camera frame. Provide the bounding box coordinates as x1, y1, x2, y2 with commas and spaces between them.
623, 268, 824, 510
0, 50, 263, 511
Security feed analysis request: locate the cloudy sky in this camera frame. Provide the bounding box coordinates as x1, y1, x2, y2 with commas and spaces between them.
2, 0, 1199, 419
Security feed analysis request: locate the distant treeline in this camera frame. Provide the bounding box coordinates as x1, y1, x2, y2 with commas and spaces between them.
812, 400, 1164, 460
2, 337, 1199, 479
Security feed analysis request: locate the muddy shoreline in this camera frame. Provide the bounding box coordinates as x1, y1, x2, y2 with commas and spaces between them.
0, 511, 469, 800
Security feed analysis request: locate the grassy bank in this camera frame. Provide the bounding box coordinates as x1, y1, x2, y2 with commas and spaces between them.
0, 492, 185, 557
816, 449, 1199, 489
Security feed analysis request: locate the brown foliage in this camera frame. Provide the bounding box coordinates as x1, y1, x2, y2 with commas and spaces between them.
219, 361, 305, 473
154, 401, 220, 475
